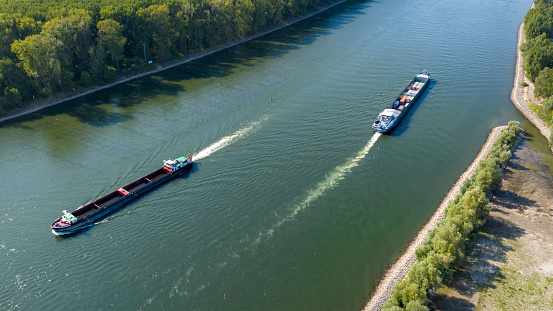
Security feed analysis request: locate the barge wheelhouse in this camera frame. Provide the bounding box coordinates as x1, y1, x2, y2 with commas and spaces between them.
51, 155, 192, 235
372, 70, 431, 133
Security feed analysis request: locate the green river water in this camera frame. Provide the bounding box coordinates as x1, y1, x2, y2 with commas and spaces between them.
0, 0, 540, 309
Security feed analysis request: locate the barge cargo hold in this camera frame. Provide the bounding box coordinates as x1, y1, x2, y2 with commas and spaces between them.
372, 70, 430, 133
51, 155, 192, 235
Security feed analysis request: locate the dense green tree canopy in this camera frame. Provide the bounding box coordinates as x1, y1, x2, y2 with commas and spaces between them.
97, 19, 126, 70
0, 0, 340, 114
521, 33, 553, 81
523, 0, 553, 89
534, 67, 553, 97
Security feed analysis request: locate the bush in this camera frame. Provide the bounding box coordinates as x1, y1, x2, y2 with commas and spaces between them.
508, 120, 521, 133
521, 81, 529, 87
535, 67, 553, 97
405, 300, 429, 311
542, 96, 553, 125
382, 122, 520, 310
79, 71, 92, 87
4, 87, 22, 108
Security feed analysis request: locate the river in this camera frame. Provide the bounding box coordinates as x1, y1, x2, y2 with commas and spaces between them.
0, 0, 534, 309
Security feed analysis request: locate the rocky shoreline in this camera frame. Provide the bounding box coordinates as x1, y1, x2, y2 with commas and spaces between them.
0, 0, 347, 124
364, 5, 551, 310
510, 12, 552, 147
363, 126, 511, 311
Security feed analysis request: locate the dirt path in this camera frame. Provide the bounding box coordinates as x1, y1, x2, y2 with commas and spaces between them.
363, 126, 510, 311
0, 0, 347, 124
430, 133, 553, 311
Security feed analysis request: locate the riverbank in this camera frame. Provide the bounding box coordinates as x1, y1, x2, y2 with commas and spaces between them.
430, 129, 553, 310
363, 126, 514, 311
364, 5, 548, 308
510, 3, 553, 150
0, 0, 346, 125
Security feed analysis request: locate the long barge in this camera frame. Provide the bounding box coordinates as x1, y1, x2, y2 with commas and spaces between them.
372, 70, 430, 133
51, 155, 192, 235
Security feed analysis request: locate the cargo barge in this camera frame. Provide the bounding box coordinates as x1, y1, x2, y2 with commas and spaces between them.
51, 155, 192, 235
372, 70, 430, 133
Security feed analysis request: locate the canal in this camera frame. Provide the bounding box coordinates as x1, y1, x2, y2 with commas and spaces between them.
0, 0, 534, 309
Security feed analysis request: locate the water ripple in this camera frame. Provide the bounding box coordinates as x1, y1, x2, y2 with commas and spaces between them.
253, 132, 382, 245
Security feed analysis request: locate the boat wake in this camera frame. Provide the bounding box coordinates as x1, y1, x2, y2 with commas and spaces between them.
254, 132, 382, 244
192, 115, 268, 161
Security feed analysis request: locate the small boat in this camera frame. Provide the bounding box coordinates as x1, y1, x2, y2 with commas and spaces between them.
372, 70, 431, 133
51, 155, 192, 235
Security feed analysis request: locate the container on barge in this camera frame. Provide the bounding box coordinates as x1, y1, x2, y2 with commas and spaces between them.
372, 70, 431, 133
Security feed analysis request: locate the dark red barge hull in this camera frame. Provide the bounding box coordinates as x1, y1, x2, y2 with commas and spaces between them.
51, 161, 191, 235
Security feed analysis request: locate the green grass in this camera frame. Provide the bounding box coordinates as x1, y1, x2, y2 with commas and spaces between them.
529, 103, 552, 126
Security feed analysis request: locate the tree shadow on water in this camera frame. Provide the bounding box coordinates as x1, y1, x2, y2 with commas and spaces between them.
0, 74, 187, 128
3, 0, 376, 128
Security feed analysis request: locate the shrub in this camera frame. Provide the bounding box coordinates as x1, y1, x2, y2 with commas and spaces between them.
4, 87, 22, 108
535, 68, 553, 98
79, 71, 92, 87
405, 300, 429, 311
382, 122, 520, 310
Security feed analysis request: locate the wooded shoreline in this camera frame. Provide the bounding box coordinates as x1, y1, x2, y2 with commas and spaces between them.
362, 126, 518, 311
510, 11, 553, 151
364, 3, 550, 309
0, 0, 346, 125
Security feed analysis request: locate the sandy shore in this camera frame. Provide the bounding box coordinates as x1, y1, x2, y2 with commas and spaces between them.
0, 0, 346, 124
363, 126, 512, 311
510, 5, 552, 148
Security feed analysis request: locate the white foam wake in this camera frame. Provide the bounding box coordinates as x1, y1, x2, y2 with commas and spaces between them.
255, 132, 382, 243
192, 115, 268, 161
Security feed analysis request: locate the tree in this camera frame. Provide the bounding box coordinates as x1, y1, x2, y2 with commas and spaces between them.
521, 34, 553, 81
460, 186, 490, 227
97, 19, 126, 71
137, 4, 174, 62
524, 7, 553, 39
235, 0, 254, 37
475, 161, 501, 193
11, 33, 63, 93
0, 15, 17, 59
0, 57, 36, 100
535, 67, 553, 98
42, 10, 93, 68
4, 86, 22, 107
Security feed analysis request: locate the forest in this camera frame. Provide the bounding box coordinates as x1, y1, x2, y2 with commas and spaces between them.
521, 0, 553, 144
0, 0, 339, 115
